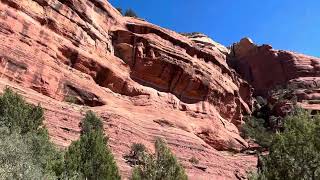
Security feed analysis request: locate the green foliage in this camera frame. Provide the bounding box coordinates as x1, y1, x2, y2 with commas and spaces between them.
254, 109, 320, 180
130, 143, 147, 159
81, 111, 103, 135
0, 88, 44, 134
124, 8, 138, 17
0, 132, 46, 179
64, 111, 121, 180
248, 171, 267, 180
180, 32, 202, 37
189, 157, 199, 165
242, 116, 273, 148
0, 88, 63, 179
0, 89, 120, 179
131, 138, 188, 180
269, 84, 298, 102
64, 95, 78, 104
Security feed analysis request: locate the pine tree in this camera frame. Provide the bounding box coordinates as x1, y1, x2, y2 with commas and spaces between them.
64, 111, 121, 180
0, 88, 43, 134
132, 138, 188, 180
254, 109, 320, 179
124, 8, 138, 17
0, 88, 63, 178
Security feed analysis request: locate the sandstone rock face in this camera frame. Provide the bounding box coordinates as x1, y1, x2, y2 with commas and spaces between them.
0, 0, 256, 179
231, 38, 320, 114
183, 32, 230, 55
231, 38, 320, 97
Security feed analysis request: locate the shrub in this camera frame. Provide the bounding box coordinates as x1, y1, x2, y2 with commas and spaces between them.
64, 111, 121, 180
64, 95, 78, 104
124, 8, 138, 17
253, 109, 320, 179
0, 88, 44, 134
242, 116, 273, 148
0, 88, 120, 179
189, 157, 199, 165
0, 132, 45, 179
81, 111, 103, 135
130, 143, 147, 159
0, 88, 63, 178
131, 138, 188, 180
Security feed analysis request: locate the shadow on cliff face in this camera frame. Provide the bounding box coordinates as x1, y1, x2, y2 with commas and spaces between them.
111, 30, 209, 104
63, 83, 105, 107
58, 46, 146, 98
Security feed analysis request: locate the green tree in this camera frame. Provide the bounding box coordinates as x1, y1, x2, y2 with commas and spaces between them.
0, 132, 46, 180
132, 138, 188, 180
130, 143, 147, 160
64, 111, 121, 180
242, 116, 273, 148
124, 8, 138, 17
254, 109, 320, 180
0, 88, 63, 179
0, 88, 43, 134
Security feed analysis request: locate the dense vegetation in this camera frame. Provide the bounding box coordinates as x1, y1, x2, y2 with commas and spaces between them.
0, 88, 120, 180
130, 138, 188, 180
248, 109, 320, 180
0, 88, 63, 179
243, 87, 298, 148
242, 85, 320, 179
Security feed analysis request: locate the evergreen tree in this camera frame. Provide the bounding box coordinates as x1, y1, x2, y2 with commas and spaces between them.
124, 8, 138, 17
0, 88, 63, 178
0, 88, 43, 134
64, 111, 121, 180
254, 109, 320, 179
132, 138, 188, 180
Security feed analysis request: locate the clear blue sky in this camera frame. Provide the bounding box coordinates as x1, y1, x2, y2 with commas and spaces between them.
109, 0, 320, 57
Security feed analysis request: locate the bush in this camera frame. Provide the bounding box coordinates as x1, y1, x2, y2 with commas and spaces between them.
253, 109, 320, 179
124, 9, 138, 17
64, 95, 78, 104
0, 88, 120, 179
242, 116, 273, 148
81, 111, 103, 135
0, 88, 63, 178
189, 157, 199, 165
130, 143, 147, 159
0, 88, 44, 134
131, 138, 188, 180
64, 111, 121, 180
0, 132, 46, 179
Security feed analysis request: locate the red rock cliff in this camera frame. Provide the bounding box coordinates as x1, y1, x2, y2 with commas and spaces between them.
0, 0, 289, 179
231, 38, 320, 112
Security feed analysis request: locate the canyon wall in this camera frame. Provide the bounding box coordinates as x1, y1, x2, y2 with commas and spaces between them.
0, 0, 319, 179
231, 38, 320, 113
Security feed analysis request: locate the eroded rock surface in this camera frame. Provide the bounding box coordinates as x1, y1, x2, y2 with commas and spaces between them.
230, 38, 320, 113
0, 0, 274, 179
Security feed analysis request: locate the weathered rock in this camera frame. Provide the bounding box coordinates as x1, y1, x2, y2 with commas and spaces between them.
231, 38, 320, 97
230, 38, 320, 115
183, 32, 230, 55
0, 0, 256, 179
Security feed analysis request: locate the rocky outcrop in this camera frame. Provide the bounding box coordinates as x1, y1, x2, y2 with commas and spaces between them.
230, 38, 320, 113
0, 0, 256, 179
182, 32, 230, 55
4, 0, 319, 178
